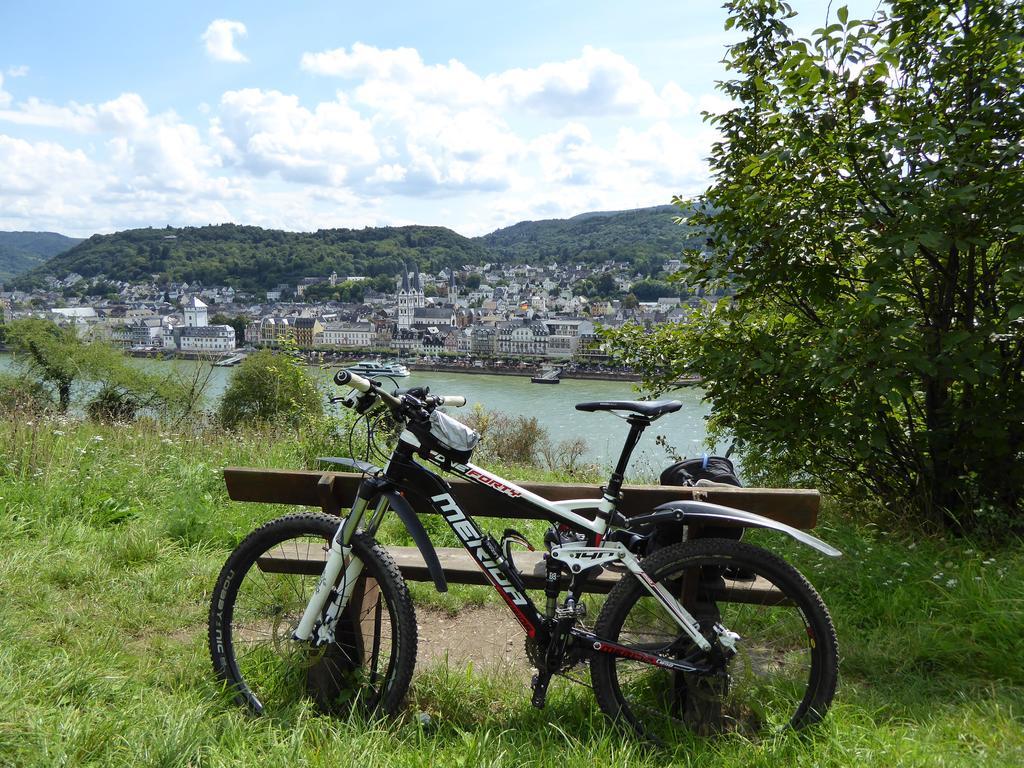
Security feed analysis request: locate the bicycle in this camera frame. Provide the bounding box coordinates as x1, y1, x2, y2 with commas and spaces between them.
209, 369, 841, 741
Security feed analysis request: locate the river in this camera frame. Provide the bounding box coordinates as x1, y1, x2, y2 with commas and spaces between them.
0, 353, 720, 476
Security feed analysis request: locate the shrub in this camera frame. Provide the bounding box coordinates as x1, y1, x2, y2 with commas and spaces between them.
463, 404, 546, 466
0, 373, 53, 416
218, 350, 323, 430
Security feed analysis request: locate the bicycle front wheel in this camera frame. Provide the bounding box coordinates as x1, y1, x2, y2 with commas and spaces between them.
209, 513, 417, 716
591, 538, 838, 741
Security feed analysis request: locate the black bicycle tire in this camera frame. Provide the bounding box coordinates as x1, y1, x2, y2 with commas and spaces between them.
590, 537, 839, 739
208, 512, 417, 716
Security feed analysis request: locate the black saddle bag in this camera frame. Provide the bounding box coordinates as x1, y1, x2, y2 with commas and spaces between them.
645, 455, 744, 552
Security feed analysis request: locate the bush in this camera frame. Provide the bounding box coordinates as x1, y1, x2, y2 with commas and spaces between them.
0, 373, 52, 416
218, 350, 323, 430
463, 405, 545, 466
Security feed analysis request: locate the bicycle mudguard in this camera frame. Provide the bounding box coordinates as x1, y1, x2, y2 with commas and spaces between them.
376, 489, 449, 593
319, 458, 448, 592
318, 457, 382, 474
629, 500, 843, 558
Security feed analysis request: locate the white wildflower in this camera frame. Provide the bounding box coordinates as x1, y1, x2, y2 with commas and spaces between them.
945, 578, 957, 588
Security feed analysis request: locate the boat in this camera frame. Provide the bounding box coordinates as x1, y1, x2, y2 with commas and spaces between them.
345, 359, 411, 378
531, 368, 561, 384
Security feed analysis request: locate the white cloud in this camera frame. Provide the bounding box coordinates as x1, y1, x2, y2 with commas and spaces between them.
0, 97, 97, 131
202, 19, 249, 63
6, 65, 29, 78
696, 93, 735, 116
492, 46, 669, 118
214, 88, 379, 185
0, 134, 94, 195
302, 43, 693, 119
0, 42, 720, 236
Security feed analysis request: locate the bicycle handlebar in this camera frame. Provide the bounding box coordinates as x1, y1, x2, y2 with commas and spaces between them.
333, 369, 465, 412
434, 395, 467, 408
333, 369, 372, 392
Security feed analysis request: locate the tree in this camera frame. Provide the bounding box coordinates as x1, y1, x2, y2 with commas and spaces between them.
211, 312, 248, 344
6, 318, 196, 419
218, 350, 323, 430
629, 279, 680, 302
7, 319, 81, 411
609, 0, 1024, 533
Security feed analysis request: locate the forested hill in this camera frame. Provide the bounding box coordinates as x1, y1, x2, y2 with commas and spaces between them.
0, 231, 83, 282
14, 205, 696, 291
476, 205, 700, 274
17, 224, 491, 293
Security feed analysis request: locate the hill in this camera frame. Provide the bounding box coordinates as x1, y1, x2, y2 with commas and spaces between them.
0, 231, 83, 282
16, 224, 491, 293
475, 205, 700, 275
13, 205, 697, 291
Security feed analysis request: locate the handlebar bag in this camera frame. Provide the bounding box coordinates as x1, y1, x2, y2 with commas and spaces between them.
418, 409, 480, 463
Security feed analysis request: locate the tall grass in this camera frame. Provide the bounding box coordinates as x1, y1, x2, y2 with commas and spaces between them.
1, 413, 1022, 766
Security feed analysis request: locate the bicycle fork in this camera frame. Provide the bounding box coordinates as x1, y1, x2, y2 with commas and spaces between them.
292, 495, 375, 645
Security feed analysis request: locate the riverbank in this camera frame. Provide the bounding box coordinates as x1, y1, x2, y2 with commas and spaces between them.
118, 348, 700, 385
1, 415, 1021, 766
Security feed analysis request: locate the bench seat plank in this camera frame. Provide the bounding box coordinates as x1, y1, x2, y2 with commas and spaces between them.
257, 544, 788, 605
226, 467, 819, 529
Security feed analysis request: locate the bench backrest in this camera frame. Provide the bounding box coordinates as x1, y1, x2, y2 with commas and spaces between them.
223, 467, 819, 529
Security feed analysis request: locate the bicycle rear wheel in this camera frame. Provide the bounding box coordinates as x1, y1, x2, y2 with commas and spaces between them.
591, 538, 838, 741
209, 513, 417, 716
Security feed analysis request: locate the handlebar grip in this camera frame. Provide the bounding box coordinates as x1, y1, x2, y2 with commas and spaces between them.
439, 395, 467, 407
334, 369, 372, 393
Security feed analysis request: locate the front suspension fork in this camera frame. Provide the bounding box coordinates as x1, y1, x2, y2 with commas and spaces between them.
292, 494, 373, 644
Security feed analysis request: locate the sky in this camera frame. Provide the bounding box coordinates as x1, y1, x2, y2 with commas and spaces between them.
0, 1, 869, 238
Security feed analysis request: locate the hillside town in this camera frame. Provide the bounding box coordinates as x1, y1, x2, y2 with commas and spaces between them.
0, 259, 717, 368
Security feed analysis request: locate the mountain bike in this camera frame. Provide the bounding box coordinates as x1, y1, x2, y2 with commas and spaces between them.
209, 369, 841, 741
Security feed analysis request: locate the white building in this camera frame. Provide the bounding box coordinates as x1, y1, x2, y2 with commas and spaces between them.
544, 318, 585, 358
177, 325, 235, 353
183, 296, 208, 327
497, 319, 549, 357
320, 322, 374, 348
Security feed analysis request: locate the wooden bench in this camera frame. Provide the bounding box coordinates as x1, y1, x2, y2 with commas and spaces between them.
224, 467, 818, 604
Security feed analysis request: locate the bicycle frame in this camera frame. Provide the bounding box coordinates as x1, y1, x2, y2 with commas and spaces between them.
293, 431, 714, 665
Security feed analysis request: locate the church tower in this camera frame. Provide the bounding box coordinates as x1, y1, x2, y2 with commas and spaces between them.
397, 263, 413, 330
397, 261, 424, 330
448, 270, 458, 305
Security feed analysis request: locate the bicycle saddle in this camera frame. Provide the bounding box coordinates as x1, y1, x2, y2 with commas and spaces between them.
575, 400, 683, 418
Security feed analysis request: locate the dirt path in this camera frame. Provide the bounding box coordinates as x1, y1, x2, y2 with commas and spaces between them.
415, 605, 534, 673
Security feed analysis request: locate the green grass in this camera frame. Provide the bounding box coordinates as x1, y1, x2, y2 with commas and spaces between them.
1, 415, 1023, 766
